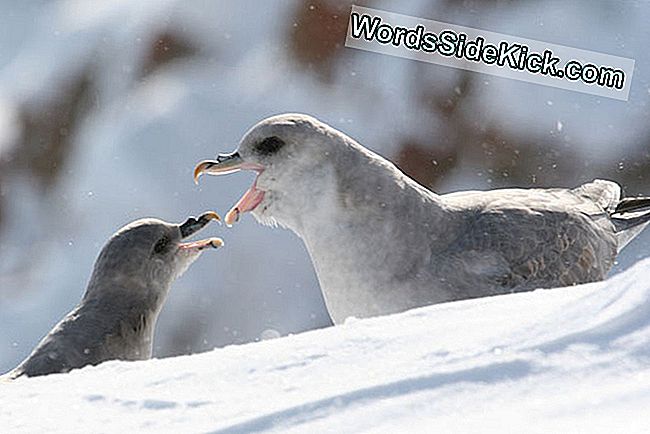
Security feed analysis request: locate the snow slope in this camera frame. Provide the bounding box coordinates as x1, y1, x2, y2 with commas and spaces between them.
2, 258, 650, 433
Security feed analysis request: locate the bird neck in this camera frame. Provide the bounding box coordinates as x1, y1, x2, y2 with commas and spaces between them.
280, 138, 447, 232
83, 276, 170, 317
283, 142, 458, 322
331, 140, 447, 224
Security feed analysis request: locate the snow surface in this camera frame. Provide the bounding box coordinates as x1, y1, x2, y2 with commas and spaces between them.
3, 258, 650, 433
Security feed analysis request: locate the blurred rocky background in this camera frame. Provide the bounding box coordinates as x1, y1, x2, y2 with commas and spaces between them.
1, 0, 649, 372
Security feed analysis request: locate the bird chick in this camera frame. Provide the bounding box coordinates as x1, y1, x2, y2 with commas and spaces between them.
3, 212, 222, 379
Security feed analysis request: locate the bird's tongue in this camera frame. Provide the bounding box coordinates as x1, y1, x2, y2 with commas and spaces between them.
225, 181, 265, 226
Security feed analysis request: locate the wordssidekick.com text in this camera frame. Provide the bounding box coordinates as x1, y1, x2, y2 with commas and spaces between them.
348, 10, 628, 93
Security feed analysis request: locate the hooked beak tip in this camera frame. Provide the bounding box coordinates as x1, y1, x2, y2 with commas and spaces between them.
192, 151, 245, 184
193, 162, 211, 185
203, 210, 221, 224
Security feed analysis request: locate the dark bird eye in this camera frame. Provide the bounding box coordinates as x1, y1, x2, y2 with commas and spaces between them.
152, 236, 170, 255
255, 136, 285, 156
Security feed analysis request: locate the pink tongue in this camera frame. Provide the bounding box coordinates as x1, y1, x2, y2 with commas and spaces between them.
225, 183, 265, 226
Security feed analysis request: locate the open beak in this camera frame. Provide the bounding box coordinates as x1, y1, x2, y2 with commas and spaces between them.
178, 211, 224, 250
179, 211, 221, 238
194, 151, 245, 184
193, 151, 266, 227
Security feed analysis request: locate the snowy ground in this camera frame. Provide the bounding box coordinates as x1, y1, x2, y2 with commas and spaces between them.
2, 259, 650, 433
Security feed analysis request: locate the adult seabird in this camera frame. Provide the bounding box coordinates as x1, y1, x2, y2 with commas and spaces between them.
194, 113, 650, 323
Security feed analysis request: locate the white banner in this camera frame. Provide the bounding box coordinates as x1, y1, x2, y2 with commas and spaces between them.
345, 5, 635, 101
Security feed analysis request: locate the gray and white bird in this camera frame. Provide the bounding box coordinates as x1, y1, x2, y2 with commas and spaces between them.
194, 114, 650, 323
2, 212, 222, 379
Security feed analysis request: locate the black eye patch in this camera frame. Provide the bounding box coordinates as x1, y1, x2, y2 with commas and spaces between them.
152, 236, 171, 255
255, 136, 285, 156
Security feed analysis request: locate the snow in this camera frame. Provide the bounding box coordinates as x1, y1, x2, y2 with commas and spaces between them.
3, 258, 650, 433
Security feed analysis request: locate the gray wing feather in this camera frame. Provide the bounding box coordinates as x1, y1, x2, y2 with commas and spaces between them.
440, 181, 619, 296
571, 179, 620, 213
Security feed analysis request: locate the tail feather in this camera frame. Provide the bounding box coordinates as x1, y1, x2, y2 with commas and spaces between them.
611, 196, 650, 251
614, 197, 650, 215
571, 180, 650, 252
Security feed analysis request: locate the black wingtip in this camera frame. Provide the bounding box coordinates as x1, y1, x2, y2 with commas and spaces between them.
613, 197, 650, 215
